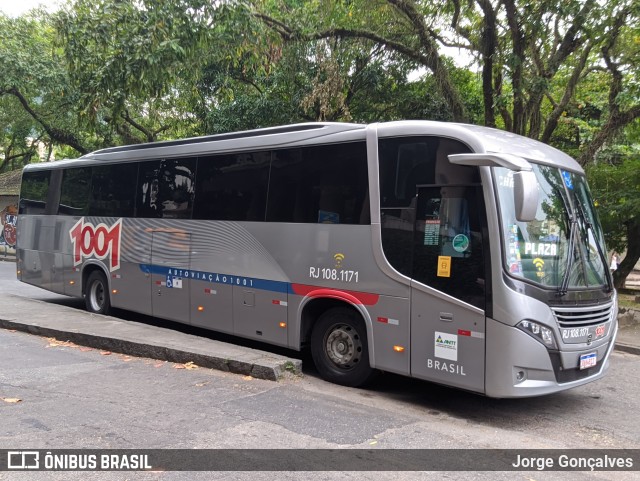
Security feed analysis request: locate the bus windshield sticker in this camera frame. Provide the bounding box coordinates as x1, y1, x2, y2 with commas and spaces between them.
452, 234, 469, 253
318, 210, 339, 224
437, 256, 451, 277
166, 276, 182, 288
434, 331, 458, 361
561, 170, 573, 190
423, 219, 440, 246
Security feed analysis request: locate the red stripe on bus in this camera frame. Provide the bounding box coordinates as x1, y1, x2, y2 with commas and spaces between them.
458, 329, 471, 337
291, 284, 379, 306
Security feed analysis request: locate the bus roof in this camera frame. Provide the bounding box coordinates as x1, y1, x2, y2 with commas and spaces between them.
23, 121, 582, 174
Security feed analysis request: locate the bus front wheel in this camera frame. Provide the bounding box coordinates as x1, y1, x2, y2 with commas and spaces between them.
311, 307, 376, 387
85, 271, 111, 315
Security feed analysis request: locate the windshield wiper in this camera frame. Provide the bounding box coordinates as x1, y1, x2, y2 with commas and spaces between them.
558, 214, 577, 296
575, 202, 614, 293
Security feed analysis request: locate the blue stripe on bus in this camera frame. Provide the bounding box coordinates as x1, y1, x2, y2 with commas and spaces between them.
139, 264, 290, 294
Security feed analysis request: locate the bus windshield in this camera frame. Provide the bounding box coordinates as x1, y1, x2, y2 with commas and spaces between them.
495, 164, 609, 292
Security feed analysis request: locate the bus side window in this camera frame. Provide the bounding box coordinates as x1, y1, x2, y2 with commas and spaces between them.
19, 170, 50, 215
136, 160, 162, 218
89, 163, 137, 217
266, 142, 369, 224
136, 158, 196, 219
59, 167, 91, 216
193, 152, 269, 221
379, 137, 436, 208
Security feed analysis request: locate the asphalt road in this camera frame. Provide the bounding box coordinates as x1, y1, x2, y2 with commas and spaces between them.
1, 261, 639, 481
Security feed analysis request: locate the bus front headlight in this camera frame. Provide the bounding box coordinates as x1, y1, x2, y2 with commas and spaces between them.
517, 320, 558, 349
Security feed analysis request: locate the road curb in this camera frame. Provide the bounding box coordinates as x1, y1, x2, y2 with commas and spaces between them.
614, 343, 640, 356
0, 318, 301, 380
0, 295, 302, 382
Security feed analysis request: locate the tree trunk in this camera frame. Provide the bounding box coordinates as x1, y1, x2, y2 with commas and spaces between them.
502, 0, 526, 135
613, 218, 640, 290
478, 0, 497, 127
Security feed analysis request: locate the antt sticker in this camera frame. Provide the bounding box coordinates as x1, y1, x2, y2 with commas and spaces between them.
69, 218, 122, 271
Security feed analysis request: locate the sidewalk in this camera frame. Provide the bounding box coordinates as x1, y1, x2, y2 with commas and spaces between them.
0, 293, 302, 381
616, 305, 640, 355
615, 322, 640, 355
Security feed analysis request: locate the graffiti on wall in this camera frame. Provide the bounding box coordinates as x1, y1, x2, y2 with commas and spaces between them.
1, 203, 17, 256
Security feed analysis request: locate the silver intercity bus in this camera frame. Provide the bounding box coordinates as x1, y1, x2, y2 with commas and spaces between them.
17, 121, 617, 397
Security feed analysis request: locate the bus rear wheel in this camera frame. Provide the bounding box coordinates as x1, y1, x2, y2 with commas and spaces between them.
85, 271, 111, 315
310, 307, 376, 387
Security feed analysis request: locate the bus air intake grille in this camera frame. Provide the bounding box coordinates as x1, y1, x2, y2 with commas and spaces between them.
550, 302, 613, 328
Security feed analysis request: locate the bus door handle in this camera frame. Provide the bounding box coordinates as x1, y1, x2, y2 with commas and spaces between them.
439, 312, 454, 322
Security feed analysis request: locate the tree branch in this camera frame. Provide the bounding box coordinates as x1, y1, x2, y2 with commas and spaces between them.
5, 88, 89, 155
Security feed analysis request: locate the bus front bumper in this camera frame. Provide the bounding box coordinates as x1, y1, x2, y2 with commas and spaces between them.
484, 317, 618, 398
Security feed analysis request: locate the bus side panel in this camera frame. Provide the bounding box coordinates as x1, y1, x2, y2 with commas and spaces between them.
100, 219, 152, 316
410, 287, 485, 394
189, 221, 291, 339
18, 216, 65, 295
190, 282, 233, 334
367, 295, 411, 375
150, 231, 191, 323
243, 222, 412, 375
233, 285, 288, 346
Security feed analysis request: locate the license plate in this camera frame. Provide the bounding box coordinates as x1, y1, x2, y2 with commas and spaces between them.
580, 352, 597, 370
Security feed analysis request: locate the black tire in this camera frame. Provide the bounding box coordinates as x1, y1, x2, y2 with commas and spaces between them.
85, 270, 111, 315
310, 307, 377, 387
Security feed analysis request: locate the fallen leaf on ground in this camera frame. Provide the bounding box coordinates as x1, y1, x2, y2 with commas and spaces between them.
195, 381, 210, 387
46, 338, 76, 348
100, 351, 112, 356
242, 376, 253, 381
154, 362, 165, 368
173, 361, 198, 370
1, 397, 22, 403
79, 347, 93, 352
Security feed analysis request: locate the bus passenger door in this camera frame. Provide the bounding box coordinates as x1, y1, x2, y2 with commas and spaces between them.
151, 231, 191, 323
410, 185, 487, 394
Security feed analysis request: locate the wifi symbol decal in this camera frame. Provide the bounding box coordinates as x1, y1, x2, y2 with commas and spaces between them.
533, 258, 545, 271
334, 253, 345, 268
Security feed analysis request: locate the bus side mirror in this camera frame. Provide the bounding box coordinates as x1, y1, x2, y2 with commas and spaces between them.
513, 171, 538, 222
448, 153, 539, 222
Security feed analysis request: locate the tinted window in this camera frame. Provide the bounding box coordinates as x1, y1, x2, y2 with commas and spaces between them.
89, 163, 137, 217
19, 170, 50, 215
194, 152, 270, 221
413, 185, 486, 309
137, 158, 196, 219
379, 136, 483, 294
266, 142, 369, 224
59, 167, 91, 216
379, 137, 438, 208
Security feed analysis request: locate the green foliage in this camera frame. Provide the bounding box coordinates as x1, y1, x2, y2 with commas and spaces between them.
56, 0, 211, 121
587, 141, 640, 253
0, 10, 90, 163
1, 0, 639, 283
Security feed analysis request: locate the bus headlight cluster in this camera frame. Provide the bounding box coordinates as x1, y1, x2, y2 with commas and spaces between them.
517, 320, 557, 349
